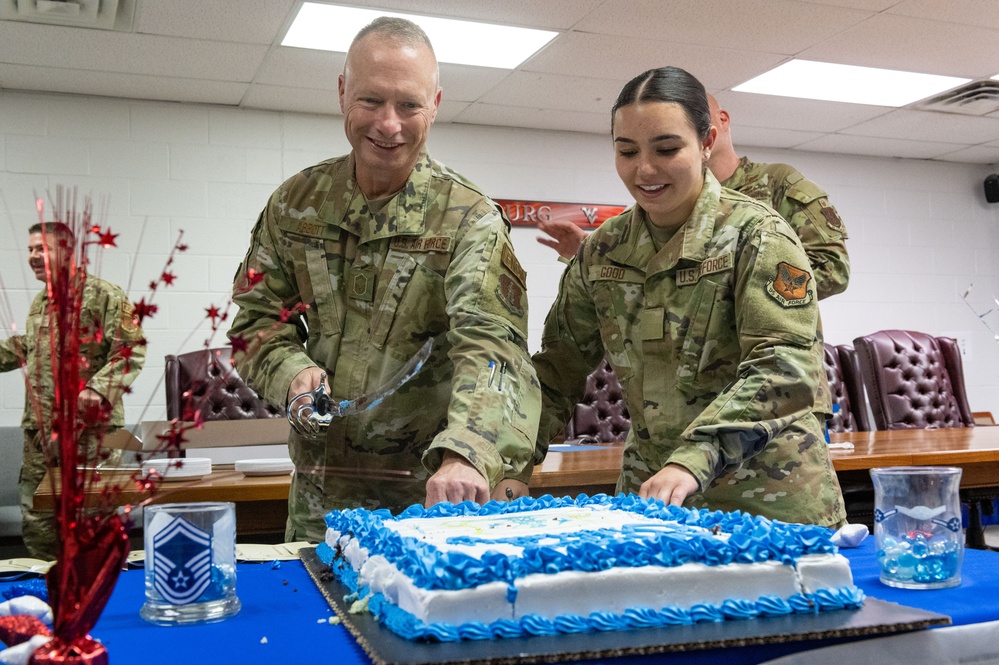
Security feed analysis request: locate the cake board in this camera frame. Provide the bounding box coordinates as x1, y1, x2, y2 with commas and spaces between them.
300, 547, 950, 665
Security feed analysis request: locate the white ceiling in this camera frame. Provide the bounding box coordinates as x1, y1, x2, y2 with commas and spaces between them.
3, 0, 999, 164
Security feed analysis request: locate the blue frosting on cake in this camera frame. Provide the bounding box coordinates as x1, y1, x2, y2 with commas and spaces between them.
318, 493, 864, 641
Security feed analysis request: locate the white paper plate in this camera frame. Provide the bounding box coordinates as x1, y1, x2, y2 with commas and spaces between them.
235, 458, 294, 477
141, 457, 213, 482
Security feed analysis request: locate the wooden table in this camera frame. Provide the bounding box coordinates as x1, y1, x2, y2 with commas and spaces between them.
34, 427, 999, 539
33, 445, 625, 537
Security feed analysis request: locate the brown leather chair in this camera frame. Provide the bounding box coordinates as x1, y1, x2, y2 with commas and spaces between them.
165, 347, 280, 422
823, 343, 871, 433
563, 359, 631, 445
853, 330, 974, 430
853, 330, 990, 548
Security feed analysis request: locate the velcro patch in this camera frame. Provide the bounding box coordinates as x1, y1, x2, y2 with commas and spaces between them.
766, 262, 813, 307
640, 307, 664, 340
347, 266, 376, 302
390, 236, 453, 253
501, 244, 527, 288
588, 265, 645, 283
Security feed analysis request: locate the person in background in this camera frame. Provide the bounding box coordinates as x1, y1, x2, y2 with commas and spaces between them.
532, 66, 845, 526
706, 93, 849, 300
228, 17, 540, 542
0, 222, 145, 560
537, 96, 850, 302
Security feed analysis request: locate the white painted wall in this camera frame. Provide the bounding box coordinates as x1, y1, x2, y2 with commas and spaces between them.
2, 89, 998, 428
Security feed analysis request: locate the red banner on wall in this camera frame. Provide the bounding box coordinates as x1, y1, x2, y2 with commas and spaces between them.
495, 199, 628, 228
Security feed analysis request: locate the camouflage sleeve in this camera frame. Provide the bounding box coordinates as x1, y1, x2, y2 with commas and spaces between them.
667, 217, 823, 488
781, 175, 850, 300
229, 199, 317, 411
423, 206, 541, 485
85, 285, 146, 403
0, 335, 25, 373
532, 247, 607, 463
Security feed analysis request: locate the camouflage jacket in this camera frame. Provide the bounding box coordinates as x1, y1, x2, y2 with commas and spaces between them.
722, 156, 849, 301
534, 173, 845, 526
229, 151, 540, 539
0, 275, 145, 430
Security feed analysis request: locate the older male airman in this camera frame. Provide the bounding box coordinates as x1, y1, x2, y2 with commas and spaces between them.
229, 17, 540, 542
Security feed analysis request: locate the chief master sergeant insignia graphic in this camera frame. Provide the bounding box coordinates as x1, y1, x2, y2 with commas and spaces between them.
766, 261, 814, 307
152, 516, 213, 605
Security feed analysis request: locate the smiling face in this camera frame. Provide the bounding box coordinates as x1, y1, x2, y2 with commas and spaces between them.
613, 102, 716, 230
27, 231, 69, 284
338, 33, 441, 199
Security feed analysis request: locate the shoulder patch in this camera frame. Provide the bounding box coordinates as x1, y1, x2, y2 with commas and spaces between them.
766, 262, 814, 307
496, 273, 525, 317
501, 244, 527, 288
121, 300, 139, 333
390, 236, 453, 253
818, 198, 843, 229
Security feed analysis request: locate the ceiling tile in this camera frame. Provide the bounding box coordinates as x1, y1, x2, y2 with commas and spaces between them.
455, 103, 609, 135
933, 145, 999, 164
714, 91, 891, 133
254, 47, 344, 89
792, 0, 898, 9
733, 126, 827, 150
439, 64, 512, 103
799, 13, 999, 78
329, 0, 604, 29
241, 84, 338, 115
477, 71, 623, 115
521, 31, 785, 92
135, 0, 298, 43
888, 0, 999, 31
572, 0, 873, 54
795, 134, 967, 159
839, 109, 999, 144
0, 21, 268, 81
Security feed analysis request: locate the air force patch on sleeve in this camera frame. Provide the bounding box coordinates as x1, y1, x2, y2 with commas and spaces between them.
766, 261, 813, 307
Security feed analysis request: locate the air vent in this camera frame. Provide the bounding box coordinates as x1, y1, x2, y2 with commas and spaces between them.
914, 79, 999, 116
0, 0, 136, 31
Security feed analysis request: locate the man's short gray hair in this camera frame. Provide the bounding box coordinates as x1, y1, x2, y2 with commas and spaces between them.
352, 16, 435, 55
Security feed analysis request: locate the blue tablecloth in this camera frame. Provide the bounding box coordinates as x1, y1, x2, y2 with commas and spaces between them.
4, 539, 998, 665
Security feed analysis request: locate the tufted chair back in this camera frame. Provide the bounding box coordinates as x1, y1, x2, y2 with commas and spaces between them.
823, 343, 871, 433
853, 330, 974, 430
165, 347, 281, 422
563, 359, 631, 444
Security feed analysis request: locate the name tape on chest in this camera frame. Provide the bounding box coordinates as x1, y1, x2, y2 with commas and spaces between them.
587, 265, 645, 283
676, 252, 734, 287
389, 236, 453, 253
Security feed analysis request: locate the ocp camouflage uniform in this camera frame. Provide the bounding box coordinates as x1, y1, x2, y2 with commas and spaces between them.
0, 275, 145, 560
230, 151, 541, 543
721, 156, 849, 300
534, 172, 845, 527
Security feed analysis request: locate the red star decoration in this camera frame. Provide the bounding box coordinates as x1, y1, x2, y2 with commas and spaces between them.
177, 243, 189, 252
160, 271, 177, 286
230, 335, 249, 354
133, 299, 158, 323
95, 227, 119, 248
205, 304, 221, 323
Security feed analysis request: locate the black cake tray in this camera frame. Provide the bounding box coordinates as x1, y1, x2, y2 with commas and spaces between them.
300, 547, 949, 665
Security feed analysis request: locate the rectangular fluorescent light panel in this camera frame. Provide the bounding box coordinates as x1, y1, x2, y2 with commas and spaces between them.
734, 60, 969, 107
282, 3, 557, 70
